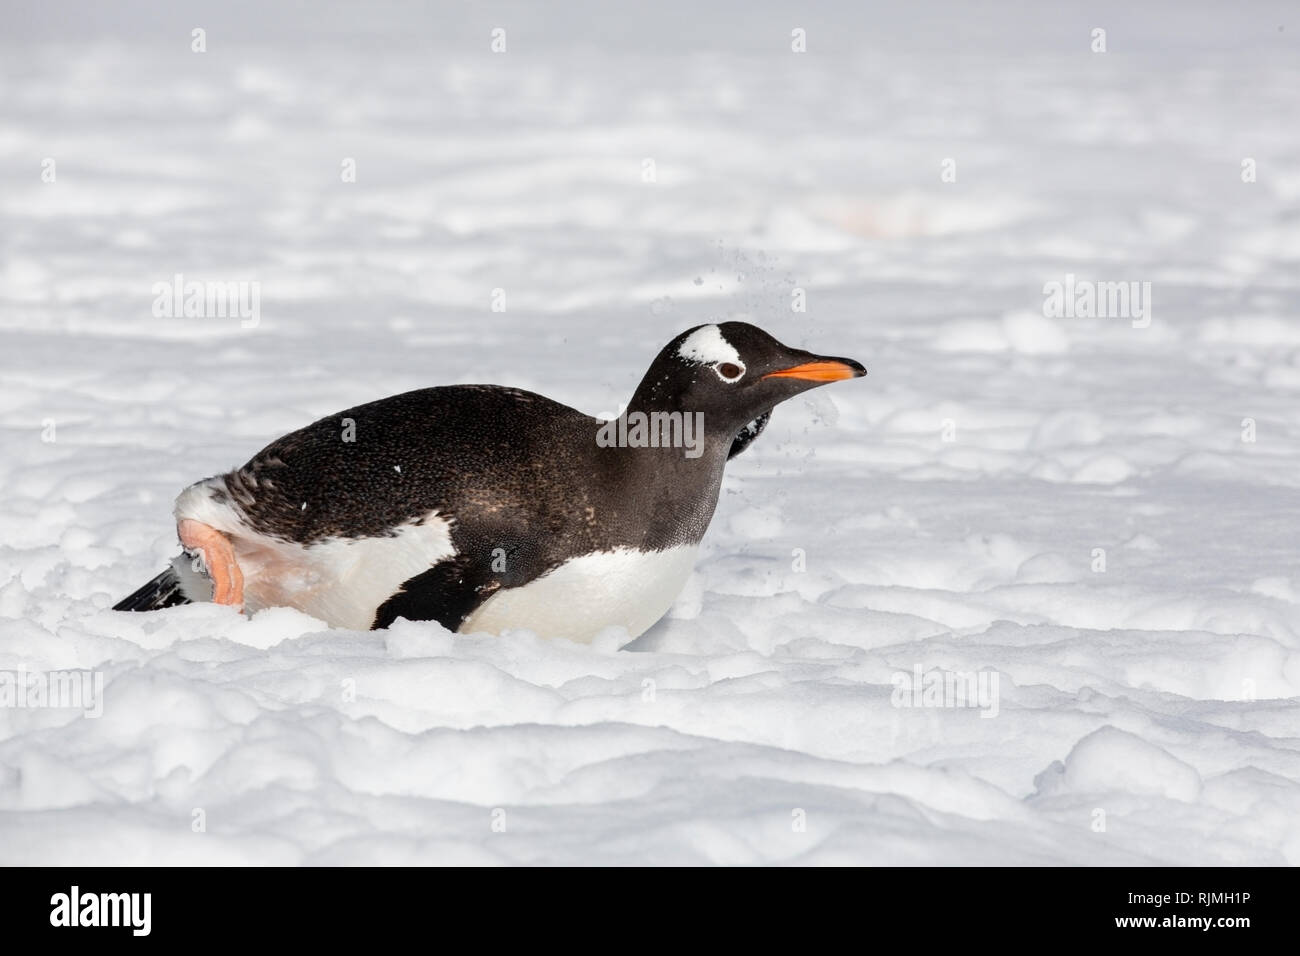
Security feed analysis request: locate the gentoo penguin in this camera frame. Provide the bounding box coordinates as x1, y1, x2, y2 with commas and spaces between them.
113, 322, 865, 641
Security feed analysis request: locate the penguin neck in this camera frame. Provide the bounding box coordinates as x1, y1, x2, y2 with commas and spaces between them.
620, 388, 739, 467
586, 385, 748, 548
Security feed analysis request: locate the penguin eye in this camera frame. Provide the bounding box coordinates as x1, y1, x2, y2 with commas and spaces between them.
715, 361, 745, 382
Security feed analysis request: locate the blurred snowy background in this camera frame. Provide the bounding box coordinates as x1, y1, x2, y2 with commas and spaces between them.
1, 0, 1299, 863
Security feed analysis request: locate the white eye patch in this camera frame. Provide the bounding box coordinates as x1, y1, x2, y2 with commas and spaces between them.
677, 324, 741, 366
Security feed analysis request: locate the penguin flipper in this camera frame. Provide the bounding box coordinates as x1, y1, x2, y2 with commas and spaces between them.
371, 555, 503, 631
728, 411, 771, 460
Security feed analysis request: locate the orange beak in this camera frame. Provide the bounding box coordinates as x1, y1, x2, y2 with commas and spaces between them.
762, 359, 866, 382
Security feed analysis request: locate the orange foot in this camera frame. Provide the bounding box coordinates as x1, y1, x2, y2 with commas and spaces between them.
178, 519, 244, 609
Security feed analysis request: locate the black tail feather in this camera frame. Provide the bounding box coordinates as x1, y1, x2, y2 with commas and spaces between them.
113, 566, 191, 612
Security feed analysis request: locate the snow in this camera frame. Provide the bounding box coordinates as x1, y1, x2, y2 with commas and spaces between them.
2, 0, 1300, 864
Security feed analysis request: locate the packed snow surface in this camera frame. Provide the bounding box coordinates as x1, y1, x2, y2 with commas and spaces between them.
2, 1, 1299, 864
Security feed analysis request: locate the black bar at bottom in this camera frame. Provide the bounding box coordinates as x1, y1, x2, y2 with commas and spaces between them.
0, 865, 1279, 941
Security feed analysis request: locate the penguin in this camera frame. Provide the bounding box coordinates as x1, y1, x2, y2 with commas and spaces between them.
113, 322, 865, 642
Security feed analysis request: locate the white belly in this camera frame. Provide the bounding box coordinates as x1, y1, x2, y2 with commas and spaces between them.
176, 477, 698, 640
461, 545, 699, 643
174, 478, 456, 631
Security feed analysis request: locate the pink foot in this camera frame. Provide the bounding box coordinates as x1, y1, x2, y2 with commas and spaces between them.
178, 519, 244, 609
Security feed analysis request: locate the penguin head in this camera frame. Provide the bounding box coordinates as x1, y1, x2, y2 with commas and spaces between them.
629, 321, 866, 441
